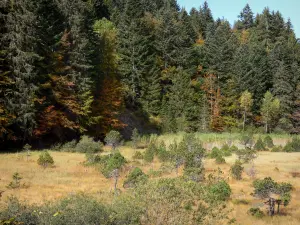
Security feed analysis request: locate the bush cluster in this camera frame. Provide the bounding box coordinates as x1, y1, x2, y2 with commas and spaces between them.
0, 178, 233, 225
52, 136, 103, 153
248, 207, 264, 218
37, 151, 54, 168
123, 167, 148, 188
100, 152, 127, 178
283, 137, 300, 152
230, 160, 244, 180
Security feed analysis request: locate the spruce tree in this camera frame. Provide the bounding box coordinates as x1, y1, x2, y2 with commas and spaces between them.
238, 4, 254, 29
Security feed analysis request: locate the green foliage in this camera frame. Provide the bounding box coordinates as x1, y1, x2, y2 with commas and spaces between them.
37, 151, 54, 168
264, 136, 274, 148
248, 207, 264, 218
254, 137, 266, 151
156, 142, 170, 162
131, 128, 140, 149
75, 136, 103, 153
210, 147, 221, 158
60, 140, 77, 152
230, 161, 244, 180
215, 155, 226, 164
207, 180, 231, 202
104, 130, 122, 150
123, 167, 148, 188
220, 144, 233, 156
85, 153, 101, 165
143, 142, 156, 163
253, 177, 293, 206
261, 91, 281, 133
235, 147, 257, 163
100, 152, 126, 178
132, 151, 144, 160
283, 137, 300, 152
6, 173, 22, 189
271, 145, 283, 152
0, 179, 233, 225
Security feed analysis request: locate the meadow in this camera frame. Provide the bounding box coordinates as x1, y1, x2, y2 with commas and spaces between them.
1, 133, 300, 225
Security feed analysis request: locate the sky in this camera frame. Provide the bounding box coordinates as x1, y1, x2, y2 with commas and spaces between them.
177, 0, 300, 37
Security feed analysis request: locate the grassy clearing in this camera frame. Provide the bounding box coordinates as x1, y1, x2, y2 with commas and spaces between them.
1, 135, 300, 224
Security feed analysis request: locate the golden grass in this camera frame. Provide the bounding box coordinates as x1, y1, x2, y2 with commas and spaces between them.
1, 142, 300, 224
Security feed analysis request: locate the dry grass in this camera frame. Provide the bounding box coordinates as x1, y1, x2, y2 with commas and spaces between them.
1, 140, 300, 224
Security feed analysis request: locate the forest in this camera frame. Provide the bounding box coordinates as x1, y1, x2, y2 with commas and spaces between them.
1, 1, 300, 224
0, 0, 299, 148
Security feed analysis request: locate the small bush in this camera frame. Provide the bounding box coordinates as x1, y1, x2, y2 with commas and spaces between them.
248, 207, 264, 218
144, 142, 156, 163
101, 152, 126, 178
75, 136, 103, 153
6, 173, 22, 189
230, 161, 244, 180
104, 130, 122, 150
123, 167, 148, 188
232, 199, 250, 205
156, 142, 170, 162
215, 155, 226, 164
207, 180, 231, 202
230, 145, 238, 152
131, 128, 140, 149
271, 145, 282, 152
254, 138, 266, 151
283, 137, 300, 152
132, 151, 144, 160
220, 144, 232, 157
264, 136, 274, 148
183, 167, 205, 182
210, 147, 221, 159
61, 140, 77, 152
85, 153, 101, 165
37, 151, 54, 168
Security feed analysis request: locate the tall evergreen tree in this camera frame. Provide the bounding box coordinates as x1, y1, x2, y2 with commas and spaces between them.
238, 4, 254, 29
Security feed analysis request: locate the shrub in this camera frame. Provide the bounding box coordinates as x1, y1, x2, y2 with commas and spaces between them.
271, 145, 282, 152
40, 195, 110, 224
123, 167, 148, 188
230, 161, 244, 180
6, 173, 22, 189
230, 145, 238, 152
253, 177, 292, 203
75, 136, 103, 153
144, 142, 156, 163
240, 135, 254, 149
220, 144, 232, 157
104, 130, 122, 150
264, 136, 274, 148
101, 152, 126, 178
85, 153, 101, 165
0, 197, 38, 224
61, 140, 77, 152
156, 142, 170, 162
254, 138, 266, 151
184, 167, 205, 182
37, 151, 54, 168
131, 128, 140, 149
248, 207, 264, 218
283, 137, 300, 152
207, 180, 231, 202
132, 151, 143, 160
215, 155, 226, 164
235, 148, 257, 163
210, 147, 221, 159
